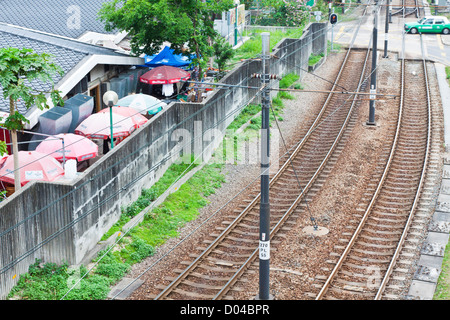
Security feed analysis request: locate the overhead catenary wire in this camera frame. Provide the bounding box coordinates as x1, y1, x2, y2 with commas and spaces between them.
0, 1, 367, 183
100, 1, 380, 297
185, 80, 397, 98
3, 0, 378, 296
0, 78, 268, 277
106, 35, 380, 302
65, 86, 312, 300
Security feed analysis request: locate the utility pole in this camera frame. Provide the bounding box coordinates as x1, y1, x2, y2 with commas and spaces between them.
367, 3, 378, 126
383, 0, 389, 58
256, 32, 273, 301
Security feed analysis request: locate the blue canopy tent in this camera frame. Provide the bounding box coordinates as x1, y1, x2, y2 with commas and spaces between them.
143, 46, 195, 70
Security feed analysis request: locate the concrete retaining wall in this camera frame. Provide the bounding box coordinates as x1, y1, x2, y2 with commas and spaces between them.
0, 22, 327, 299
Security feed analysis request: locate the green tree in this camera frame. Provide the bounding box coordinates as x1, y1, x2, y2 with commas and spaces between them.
0, 47, 64, 191
255, 0, 307, 26
99, 0, 235, 82
213, 36, 235, 76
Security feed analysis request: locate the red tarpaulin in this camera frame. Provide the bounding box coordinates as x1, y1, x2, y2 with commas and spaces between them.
139, 65, 191, 85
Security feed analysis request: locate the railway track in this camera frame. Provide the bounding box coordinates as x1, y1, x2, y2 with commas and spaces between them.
150, 45, 372, 300
391, 0, 419, 18
312, 28, 434, 299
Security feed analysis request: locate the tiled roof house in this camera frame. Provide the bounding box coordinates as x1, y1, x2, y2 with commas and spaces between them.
0, 0, 144, 144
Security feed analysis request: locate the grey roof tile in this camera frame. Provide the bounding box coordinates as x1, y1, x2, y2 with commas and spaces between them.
0, 0, 116, 39
0, 30, 87, 115
0, 24, 131, 115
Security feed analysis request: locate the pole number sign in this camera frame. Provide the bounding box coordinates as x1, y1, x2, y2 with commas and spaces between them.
259, 241, 270, 260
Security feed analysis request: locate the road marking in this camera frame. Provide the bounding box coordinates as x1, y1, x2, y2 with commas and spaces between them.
335, 25, 345, 41
437, 34, 447, 57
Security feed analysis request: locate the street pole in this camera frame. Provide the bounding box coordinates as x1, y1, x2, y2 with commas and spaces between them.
103, 91, 119, 150
109, 101, 114, 150
256, 32, 273, 301
384, 0, 389, 58
367, 3, 378, 126
331, 22, 334, 51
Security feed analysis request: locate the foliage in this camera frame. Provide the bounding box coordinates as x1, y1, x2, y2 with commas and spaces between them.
101, 157, 199, 240
229, 28, 303, 66
434, 241, 450, 299
0, 137, 7, 156
308, 52, 325, 66
99, 0, 234, 80
0, 48, 64, 126
0, 47, 65, 188
213, 36, 235, 72
279, 73, 300, 89
254, 0, 309, 26
0, 47, 63, 160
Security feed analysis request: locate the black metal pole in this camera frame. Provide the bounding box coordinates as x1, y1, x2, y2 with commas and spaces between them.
384, 0, 389, 58
368, 4, 378, 125
257, 32, 272, 301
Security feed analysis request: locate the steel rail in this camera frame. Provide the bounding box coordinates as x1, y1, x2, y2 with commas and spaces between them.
154, 47, 367, 301
213, 45, 371, 300
315, 8, 405, 300
315, 16, 431, 300
374, 32, 431, 300
154, 1, 374, 300
212, 44, 370, 299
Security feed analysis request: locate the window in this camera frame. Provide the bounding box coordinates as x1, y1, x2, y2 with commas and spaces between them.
424, 19, 434, 24
435, 20, 444, 24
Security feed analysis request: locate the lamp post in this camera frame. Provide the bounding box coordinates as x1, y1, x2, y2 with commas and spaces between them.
102, 91, 119, 150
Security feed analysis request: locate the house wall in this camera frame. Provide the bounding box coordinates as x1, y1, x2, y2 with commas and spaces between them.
0, 23, 327, 299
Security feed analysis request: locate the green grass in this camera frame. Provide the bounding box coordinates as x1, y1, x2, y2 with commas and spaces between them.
434, 71, 450, 300
7, 259, 114, 300
279, 73, 300, 89
101, 156, 198, 240
226, 72, 301, 133
308, 52, 325, 66
227, 103, 262, 132
446, 66, 450, 85
228, 28, 304, 67
8, 161, 226, 300
434, 241, 450, 300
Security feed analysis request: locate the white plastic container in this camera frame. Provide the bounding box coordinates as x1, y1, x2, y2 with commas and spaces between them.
64, 159, 77, 179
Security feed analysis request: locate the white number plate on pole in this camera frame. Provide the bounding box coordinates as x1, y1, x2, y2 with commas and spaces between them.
259, 241, 270, 260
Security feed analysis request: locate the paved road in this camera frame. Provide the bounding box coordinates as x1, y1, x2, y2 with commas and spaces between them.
329, 6, 450, 65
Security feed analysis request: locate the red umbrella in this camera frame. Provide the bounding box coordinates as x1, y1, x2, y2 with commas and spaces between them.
0, 151, 65, 187
98, 106, 148, 128
139, 65, 191, 84
35, 133, 98, 162
74, 112, 137, 140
